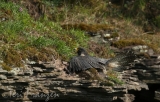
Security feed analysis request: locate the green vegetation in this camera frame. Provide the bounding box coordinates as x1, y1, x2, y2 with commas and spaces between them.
0, 0, 160, 87
105, 0, 160, 33
0, 0, 89, 70
107, 71, 124, 85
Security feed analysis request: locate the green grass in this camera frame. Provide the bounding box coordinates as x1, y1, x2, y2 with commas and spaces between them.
0, 1, 31, 42
107, 71, 124, 85
0, 1, 90, 70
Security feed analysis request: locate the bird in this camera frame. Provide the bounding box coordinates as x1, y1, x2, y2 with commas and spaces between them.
68, 47, 136, 74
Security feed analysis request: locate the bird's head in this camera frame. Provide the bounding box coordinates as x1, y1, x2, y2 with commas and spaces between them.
75, 47, 88, 56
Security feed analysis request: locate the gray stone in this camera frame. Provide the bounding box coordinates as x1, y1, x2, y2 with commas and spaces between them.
9, 67, 20, 76
0, 68, 8, 74
33, 67, 43, 72
0, 75, 7, 80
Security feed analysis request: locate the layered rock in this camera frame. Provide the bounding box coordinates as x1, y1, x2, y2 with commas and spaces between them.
0, 63, 150, 101
0, 47, 160, 102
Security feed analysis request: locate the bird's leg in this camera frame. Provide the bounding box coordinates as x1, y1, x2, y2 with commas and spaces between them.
102, 67, 107, 74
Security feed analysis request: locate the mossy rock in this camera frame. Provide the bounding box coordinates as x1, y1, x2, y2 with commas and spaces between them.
2, 48, 23, 67
1, 63, 12, 71
23, 47, 58, 62
1, 46, 59, 71
61, 23, 114, 33
112, 38, 159, 53
112, 39, 146, 48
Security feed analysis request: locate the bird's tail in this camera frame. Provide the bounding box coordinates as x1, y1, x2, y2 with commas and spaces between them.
106, 50, 136, 71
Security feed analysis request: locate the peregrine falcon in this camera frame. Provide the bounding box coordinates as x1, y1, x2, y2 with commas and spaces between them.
68, 47, 136, 73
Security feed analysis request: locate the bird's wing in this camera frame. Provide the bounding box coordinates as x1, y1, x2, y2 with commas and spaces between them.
68, 56, 104, 72
86, 56, 105, 68
95, 58, 110, 64
106, 50, 136, 71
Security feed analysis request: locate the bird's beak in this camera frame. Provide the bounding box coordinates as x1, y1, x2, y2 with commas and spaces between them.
74, 48, 78, 52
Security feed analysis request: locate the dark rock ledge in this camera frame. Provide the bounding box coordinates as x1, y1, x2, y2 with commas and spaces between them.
0, 54, 160, 102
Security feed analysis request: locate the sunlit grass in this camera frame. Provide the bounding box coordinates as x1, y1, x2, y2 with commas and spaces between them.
0, 1, 90, 70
